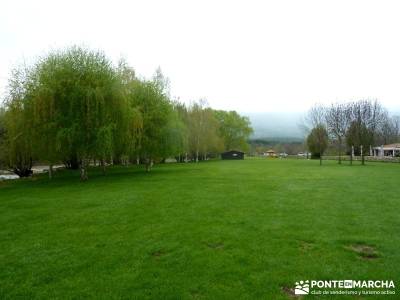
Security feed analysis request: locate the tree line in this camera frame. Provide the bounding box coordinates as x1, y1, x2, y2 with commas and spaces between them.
249, 138, 305, 156
0, 47, 253, 180
305, 100, 400, 165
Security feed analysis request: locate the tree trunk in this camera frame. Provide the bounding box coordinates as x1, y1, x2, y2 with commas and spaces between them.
80, 159, 88, 181
64, 153, 80, 169
100, 159, 106, 175
320, 155, 322, 165
361, 145, 365, 165
136, 155, 140, 165
196, 134, 200, 163
48, 164, 53, 179
338, 138, 342, 164
350, 145, 354, 165
145, 159, 153, 172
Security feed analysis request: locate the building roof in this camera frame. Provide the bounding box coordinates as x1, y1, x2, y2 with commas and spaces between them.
373, 143, 400, 150
384, 143, 400, 148
266, 149, 275, 153
222, 150, 244, 154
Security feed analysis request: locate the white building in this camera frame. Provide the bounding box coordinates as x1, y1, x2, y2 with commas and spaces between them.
372, 143, 400, 157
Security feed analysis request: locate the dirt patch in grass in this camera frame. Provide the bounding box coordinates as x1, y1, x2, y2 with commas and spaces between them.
346, 244, 379, 260
190, 289, 203, 299
299, 240, 314, 252
151, 249, 166, 258
205, 242, 224, 249
281, 286, 301, 298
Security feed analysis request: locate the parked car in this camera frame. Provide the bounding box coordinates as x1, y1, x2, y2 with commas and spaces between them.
279, 152, 288, 158
297, 152, 311, 158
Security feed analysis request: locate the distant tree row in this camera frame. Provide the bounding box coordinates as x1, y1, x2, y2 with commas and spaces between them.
248, 138, 305, 156
0, 47, 253, 180
305, 100, 400, 165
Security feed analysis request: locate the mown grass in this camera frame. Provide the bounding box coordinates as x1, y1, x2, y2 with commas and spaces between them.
0, 158, 399, 299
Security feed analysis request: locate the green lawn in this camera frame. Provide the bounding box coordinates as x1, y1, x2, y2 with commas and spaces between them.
0, 159, 399, 299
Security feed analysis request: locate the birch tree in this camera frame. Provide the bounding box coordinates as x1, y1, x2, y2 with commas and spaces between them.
187, 101, 222, 161
326, 103, 351, 164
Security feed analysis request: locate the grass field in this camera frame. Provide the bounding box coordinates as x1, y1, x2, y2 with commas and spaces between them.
0, 159, 399, 299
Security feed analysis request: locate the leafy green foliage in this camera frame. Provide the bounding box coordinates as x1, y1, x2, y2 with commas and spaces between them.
129, 77, 174, 169
187, 102, 223, 161
0, 108, 6, 168
346, 121, 373, 156
214, 110, 253, 151
4, 47, 131, 179
1, 46, 254, 179
307, 125, 328, 160
3, 68, 34, 176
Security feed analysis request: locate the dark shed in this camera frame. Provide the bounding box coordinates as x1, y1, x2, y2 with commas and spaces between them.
221, 150, 244, 160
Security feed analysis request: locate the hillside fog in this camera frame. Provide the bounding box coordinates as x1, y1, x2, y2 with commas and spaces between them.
245, 112, 304, 139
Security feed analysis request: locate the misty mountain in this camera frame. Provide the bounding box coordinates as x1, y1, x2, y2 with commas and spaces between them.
245, 110, 400, 142
244, 112, 306, 140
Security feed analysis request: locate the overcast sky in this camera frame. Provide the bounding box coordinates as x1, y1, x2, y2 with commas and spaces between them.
1, 0, 400, 113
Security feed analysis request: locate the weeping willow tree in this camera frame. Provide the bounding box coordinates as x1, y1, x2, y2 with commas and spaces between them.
165, 107, 188, 162
22, 48, 100, 179
3, 102, 34, 176
129, 70, 176, 171
0, 108, 6, 168
38, 47, 130, 180
4, 47, 139, 180
29, 56, 60, 179
213, 110, 253, 152
3, 67, 35, 177
115, 59, 143, 165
